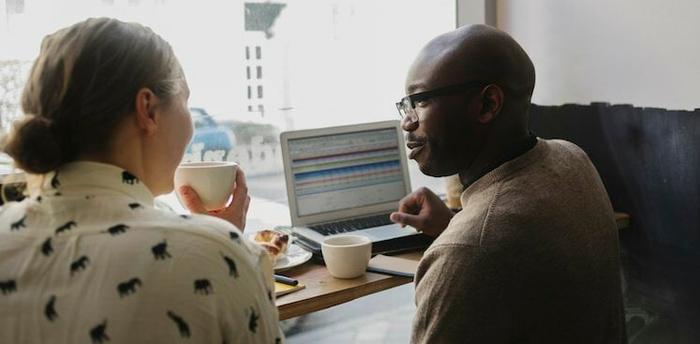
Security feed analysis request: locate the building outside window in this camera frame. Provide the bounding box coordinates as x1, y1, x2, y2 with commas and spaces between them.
5, 0, 24, 14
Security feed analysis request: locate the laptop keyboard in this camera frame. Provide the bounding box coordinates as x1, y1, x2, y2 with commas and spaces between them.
308, 213, 394, 236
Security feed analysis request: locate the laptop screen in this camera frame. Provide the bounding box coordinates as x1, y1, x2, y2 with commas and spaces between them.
288, 127, 407, 217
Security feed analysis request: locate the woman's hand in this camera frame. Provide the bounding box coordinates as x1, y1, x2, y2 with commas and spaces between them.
178, 168, 251, 231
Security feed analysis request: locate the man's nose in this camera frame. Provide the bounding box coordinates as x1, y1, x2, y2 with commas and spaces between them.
401, 114, 419, 132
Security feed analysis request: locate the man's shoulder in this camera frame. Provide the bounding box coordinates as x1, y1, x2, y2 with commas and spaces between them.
434, 183, 500, 250
436, 180, 562, 253
438, 173, 539, 250
498, 138, 601, 202
435, 138, 609, 252
539, 138, 593, 166
542, 137, 584, 151
433, 200, 531, 255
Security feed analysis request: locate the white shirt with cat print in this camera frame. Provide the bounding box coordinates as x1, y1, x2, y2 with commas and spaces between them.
0, 161, 283, 343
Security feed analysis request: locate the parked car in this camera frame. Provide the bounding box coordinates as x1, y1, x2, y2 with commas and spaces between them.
185, 107, 236, 161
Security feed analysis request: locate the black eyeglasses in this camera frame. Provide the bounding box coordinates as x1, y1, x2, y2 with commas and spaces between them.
395, 81, 487, 119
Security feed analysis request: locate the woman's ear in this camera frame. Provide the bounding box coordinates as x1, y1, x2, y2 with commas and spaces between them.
133, 87, 161, 135
476, 84, 504, 124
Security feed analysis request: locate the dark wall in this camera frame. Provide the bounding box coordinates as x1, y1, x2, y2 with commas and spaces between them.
529, 103, 700, 343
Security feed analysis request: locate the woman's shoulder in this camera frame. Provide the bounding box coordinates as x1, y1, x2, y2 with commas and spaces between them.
145, 210, 266, 263
162, 211, 240, 240
0, 197, 34, 233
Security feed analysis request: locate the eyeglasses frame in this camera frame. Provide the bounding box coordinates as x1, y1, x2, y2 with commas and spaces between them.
395, 80, 488, 119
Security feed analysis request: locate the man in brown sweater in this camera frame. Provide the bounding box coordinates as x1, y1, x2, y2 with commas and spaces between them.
390, 24, 624, 343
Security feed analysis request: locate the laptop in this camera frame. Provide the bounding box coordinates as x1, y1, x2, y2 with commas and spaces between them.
280, 120, 425, 253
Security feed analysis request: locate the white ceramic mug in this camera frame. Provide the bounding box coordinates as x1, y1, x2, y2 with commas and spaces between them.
321, 235, 372, 279
174, 161, 238, 211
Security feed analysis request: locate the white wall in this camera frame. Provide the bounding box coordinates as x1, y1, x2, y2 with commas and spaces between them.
497, 0, 700, 110
457, 0, 486, 26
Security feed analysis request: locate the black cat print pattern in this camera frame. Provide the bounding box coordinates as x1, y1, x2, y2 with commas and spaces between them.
0, 162, 283, 343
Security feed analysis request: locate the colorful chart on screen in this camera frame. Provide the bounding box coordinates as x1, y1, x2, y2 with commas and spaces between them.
288, 128, 406, 217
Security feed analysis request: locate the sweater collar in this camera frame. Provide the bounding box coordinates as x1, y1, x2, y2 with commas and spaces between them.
40, 161, 154, 206
460, 133, 538, 188
460, 138, 549, 207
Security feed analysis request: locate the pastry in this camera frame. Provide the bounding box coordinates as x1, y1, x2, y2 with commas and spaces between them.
254, 229, 289, 264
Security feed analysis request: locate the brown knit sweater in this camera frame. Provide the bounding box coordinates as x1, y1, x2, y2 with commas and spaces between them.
412, 138, 624, 344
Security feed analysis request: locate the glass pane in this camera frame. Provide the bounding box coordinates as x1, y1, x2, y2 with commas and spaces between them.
5, 0, 25, 14
0, 0, 454, 200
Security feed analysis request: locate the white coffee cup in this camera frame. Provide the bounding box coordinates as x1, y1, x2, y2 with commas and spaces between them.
321, 235, 372, 279
174, 161, 238, 211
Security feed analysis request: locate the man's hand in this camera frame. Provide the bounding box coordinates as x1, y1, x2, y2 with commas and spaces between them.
390, 187, 454, 237
178, 168, 251, 231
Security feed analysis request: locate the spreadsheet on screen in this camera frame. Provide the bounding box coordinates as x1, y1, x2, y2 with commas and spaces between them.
288, 128, 406, 216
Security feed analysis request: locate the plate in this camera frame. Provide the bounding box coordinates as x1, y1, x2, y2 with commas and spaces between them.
274, 243, 312, 272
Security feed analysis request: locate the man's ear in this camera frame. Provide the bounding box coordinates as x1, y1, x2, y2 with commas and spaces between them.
134, 87, 160, 135
476, 84, 504, 124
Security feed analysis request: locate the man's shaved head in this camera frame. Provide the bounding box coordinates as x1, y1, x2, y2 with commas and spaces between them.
402, 25, 536, 178
408, 24, 535, 104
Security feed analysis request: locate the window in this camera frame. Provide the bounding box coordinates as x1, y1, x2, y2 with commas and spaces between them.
0, 0, 454, 201
5, 0, 24, 14
191, 109, 217, 129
